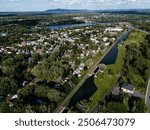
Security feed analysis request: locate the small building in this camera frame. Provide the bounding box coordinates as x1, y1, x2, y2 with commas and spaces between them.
105, 27, 123, 32
103, 37, 108, 42
121, 83, 135, 94
105, 42, 110, 46
79, 63, 85, 70
73, 69, 81, 75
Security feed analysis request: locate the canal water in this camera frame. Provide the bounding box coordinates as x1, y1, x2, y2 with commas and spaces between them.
100, 29, 131, 65
68, 75, 97, 108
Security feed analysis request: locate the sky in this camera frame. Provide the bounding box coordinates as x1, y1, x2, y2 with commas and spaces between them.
0, 0, 150, 12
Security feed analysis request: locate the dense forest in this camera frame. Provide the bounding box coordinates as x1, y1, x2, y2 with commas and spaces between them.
121, 34, 150, 93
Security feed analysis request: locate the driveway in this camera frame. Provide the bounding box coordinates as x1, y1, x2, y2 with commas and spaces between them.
133, 91, 145, 99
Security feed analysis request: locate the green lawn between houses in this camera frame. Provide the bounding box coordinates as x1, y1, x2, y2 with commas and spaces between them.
88, 45, 126, 112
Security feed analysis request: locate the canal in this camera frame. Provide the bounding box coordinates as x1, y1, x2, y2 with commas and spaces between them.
67, 29, 132, 109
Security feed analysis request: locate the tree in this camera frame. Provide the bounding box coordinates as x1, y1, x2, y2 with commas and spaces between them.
106, 102, 127, 113
1, 58, 17, 76
34, 85, 48, 98
0, 102, 10, 113
128, 96, 147, 113
38, 104, 48, 113
31, 58, 66, 82
0, 77, 18, 96
75, 58, 81, 66
98, 64, 106, 72
47, 89, 61, 102
76, 99, 89, 113
63, 82, 72, 93
17, 86, 32, 98
71, 75, 78, 85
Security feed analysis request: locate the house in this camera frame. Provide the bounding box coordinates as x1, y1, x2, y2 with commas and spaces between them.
103, 37, 108, 42
79, 63, 85, 70
73, 69, 81, 75
105, 27, 123, 32
121, 83, 135, 94
80, 54, 84, 59
105, 42, 110, 46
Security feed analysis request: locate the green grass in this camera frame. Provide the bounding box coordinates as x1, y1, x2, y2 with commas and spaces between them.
125, 30, 146, 45
88, 45, 126, 112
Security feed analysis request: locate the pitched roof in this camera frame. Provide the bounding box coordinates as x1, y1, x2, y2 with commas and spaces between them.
122, 83, 134, 91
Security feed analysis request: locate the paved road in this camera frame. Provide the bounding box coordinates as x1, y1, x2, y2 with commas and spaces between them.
133, 91, 145, 99
145, 79, 150, 113
54, 30, 132, 113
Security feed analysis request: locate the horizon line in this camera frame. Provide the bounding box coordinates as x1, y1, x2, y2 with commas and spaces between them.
0, 8, 150, 13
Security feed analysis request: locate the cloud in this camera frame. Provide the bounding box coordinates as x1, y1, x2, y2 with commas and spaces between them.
128, 0, 136, 2
10, 0, 19, 1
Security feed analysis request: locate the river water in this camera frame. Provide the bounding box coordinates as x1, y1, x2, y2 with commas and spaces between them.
49, 22, 122, 30
49, 23, 94, 30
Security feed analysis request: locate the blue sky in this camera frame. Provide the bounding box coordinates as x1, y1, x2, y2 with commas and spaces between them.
0, 0, 150, 12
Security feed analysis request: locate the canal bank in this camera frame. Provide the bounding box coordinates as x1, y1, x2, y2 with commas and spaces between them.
88, 45, 126, 112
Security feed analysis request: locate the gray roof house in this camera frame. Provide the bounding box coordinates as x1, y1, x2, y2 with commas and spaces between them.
121, 83, 135, 94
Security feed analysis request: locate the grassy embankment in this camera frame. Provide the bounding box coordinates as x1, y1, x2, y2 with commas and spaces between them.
124, 30, 146, 45
88, 45, 126, 112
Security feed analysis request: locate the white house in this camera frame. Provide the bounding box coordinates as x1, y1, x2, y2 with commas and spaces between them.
105, 27, 123, 32
103, 37, 108, 42
79, 63, 85, 70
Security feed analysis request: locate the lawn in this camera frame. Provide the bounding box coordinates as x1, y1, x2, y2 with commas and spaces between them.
124, 30, 146, 45
88, 45, 126, 112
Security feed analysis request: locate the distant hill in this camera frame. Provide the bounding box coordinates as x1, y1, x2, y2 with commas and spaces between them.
45, 9, 90, 13
98, 9, 150, 15
45, 9, 150, 15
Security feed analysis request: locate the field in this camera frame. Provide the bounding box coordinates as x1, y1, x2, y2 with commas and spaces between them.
125, 30, 146, 45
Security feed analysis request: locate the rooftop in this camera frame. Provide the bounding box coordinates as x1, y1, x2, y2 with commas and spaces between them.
121, 83, 134, 91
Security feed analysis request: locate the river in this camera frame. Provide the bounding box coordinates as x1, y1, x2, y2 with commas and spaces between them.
49, 22, 123, 30
49, 23, 94, 30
